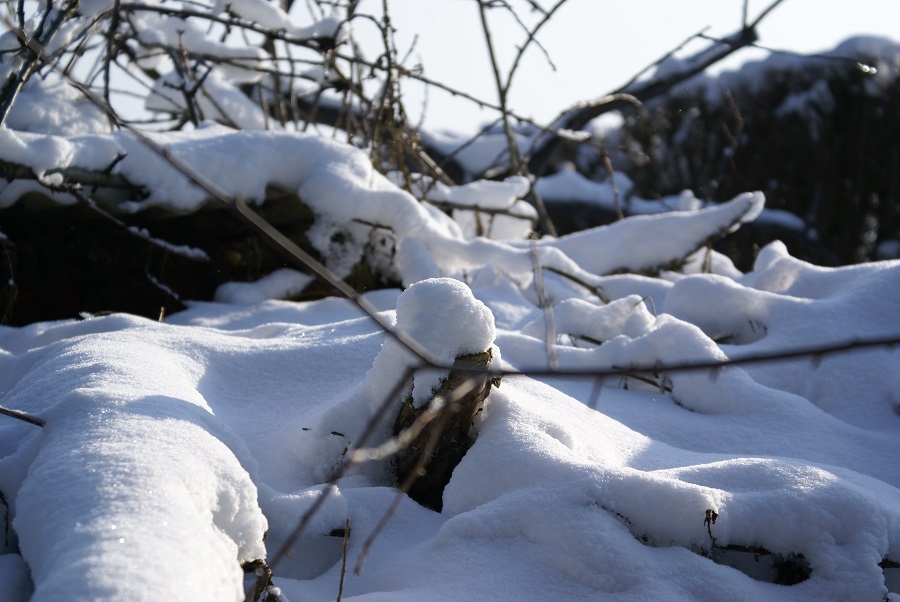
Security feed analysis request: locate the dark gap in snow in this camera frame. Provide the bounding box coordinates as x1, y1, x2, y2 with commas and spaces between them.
703, 546, 812, 586
884, 566, 900, 594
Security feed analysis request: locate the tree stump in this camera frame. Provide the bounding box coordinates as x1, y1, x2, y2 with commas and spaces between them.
392, 349, 498, 511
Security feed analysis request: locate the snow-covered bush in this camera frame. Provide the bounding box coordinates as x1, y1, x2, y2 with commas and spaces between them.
602, 37, 900, 266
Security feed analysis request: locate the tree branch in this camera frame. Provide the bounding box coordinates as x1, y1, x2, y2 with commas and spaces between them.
0, 158, 142, 193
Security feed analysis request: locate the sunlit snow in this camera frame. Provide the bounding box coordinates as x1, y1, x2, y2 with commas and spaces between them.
1, 140, 899, 599
0, 14, 899, 599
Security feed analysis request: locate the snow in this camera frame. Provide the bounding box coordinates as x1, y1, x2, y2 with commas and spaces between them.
673, 35, 900, 108
2, 221, 900, 600
215, 269, 312, 304
532, 191, 763, 276
1, 79, 111, 136
364, 278, 496, 407
146, 71, 268, 131
1, 36, 899, 599
427, 176, 536, 240
214, 0, 347, 43
420, 128, 536, 176
131, 12, 271, 84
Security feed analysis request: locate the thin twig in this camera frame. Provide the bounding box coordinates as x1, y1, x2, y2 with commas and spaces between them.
530, 240, 558, 370
747, 0, 788, 30
0, 0, 82, 127
336, 517, 350, 602
444, 334, 900, 380
601, 152, 623, 220
503, 0, 570, 88
0, 404, 45, 427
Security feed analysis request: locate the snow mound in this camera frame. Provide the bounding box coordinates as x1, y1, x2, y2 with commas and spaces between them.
1, 319, 268, 600
2, 245, 899, 600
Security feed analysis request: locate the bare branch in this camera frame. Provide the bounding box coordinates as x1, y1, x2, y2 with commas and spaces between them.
0, 404, 45, 428
477, 0, 522, 173
504, 0, 570, 92
0, 158, 143, 192
747, 0, 788, 30
0, 0, 82, 127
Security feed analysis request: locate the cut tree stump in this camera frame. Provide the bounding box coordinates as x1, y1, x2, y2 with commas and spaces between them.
392, 349, 499, 512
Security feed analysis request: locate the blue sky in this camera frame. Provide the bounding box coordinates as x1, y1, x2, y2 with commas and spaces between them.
353, 0, 900, 133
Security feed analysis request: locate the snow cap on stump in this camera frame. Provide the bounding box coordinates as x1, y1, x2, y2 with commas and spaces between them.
363, 277, 497, 412
395, 277, 495, 365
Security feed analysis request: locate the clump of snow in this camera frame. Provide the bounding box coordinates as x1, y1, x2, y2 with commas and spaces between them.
146, 71, 268, 130
131, 12, 271, 84
428, 176, 529, 210
531, 191, 763, 276
3, 79, 111, 136
420, 128, 537, 176
364, 277, 495, 408
427, 176, 536, 240
396, 277, 496, 364
0, 128, 123, 197
521, 295, 655, 343
214, 0, 348, 44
